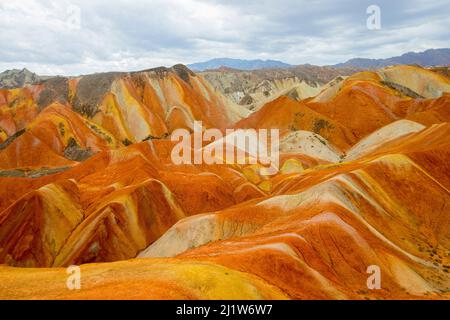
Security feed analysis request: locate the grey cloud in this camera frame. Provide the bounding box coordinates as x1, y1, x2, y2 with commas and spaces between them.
0, 0, 448, 75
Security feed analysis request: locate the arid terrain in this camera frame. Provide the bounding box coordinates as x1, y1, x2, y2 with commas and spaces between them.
0, 63, 449, 299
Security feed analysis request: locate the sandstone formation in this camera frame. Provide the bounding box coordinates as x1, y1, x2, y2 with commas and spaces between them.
199, 65, 361, 111
0, 65, 449, 300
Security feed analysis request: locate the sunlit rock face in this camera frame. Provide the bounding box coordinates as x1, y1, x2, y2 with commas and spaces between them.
0, 65, 449, 299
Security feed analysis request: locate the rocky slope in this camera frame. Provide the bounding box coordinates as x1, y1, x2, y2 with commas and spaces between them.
0, 65, 248, 168
0, 68, 43, 89
0, 64, 449, 299
199, 65, 360, 111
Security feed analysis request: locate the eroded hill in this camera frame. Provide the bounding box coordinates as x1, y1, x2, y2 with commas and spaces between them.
0, 64, 449, 300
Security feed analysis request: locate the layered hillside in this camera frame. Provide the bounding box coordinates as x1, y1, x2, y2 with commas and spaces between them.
0, 65, 449, 300
308, 66, 450, 139
0, 65, 248, 171
199, 65, 360, 111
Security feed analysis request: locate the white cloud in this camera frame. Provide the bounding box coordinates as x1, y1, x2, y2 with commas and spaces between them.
0, 0, 448, 75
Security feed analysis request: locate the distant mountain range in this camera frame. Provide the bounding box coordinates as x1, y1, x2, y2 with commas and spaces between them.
188, 49, 450, 72
187, 58, 293, 71
333, 48, 450, 68
1, 49, 449, 89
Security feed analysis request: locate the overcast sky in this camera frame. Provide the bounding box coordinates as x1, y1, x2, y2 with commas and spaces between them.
0, 0, 449, 75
